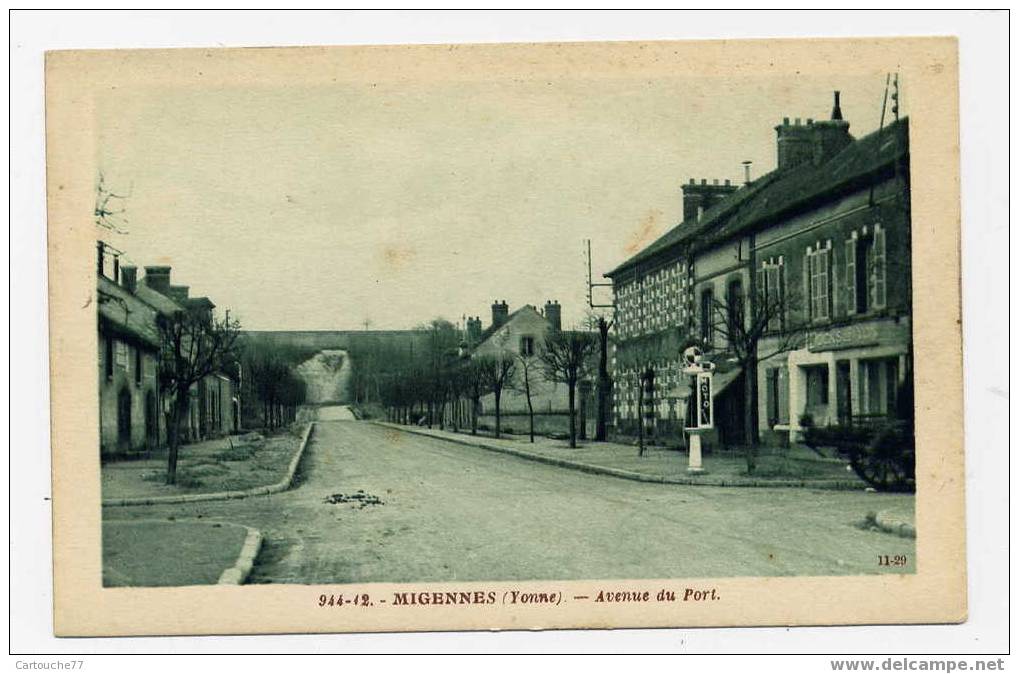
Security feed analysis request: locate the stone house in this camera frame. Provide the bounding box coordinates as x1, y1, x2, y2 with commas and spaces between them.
97, 248, 240, 458
463, 300, 596, 434
97, 264, 165, 457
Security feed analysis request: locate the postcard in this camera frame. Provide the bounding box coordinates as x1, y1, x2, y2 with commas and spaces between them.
45, 36, 964, 636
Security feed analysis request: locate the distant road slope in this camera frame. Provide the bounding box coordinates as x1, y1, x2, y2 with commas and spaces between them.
296, 350, 353, 404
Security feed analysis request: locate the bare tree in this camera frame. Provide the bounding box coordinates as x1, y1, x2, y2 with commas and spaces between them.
477, 354, 516, 439
94, 171, 132, 233
461, 360, 489, 435
512, 350, 541, 443
539, 330, 597, 448
158, 306, 242, 485
710, 281, 805, 473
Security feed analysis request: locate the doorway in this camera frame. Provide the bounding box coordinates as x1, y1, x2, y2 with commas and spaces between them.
117, 387, 132, 452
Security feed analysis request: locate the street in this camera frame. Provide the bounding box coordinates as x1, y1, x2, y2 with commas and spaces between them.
103, 410, 916, 583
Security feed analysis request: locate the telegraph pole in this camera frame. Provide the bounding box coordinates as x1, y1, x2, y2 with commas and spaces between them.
586, 239, 615, 441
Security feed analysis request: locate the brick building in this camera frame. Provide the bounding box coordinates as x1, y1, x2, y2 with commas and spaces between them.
605, 91, 912, 447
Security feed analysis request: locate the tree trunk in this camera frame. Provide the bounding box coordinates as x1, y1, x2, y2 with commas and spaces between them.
470, 397, 478, 435
596, 318, 610, 441
744, 359, 760, 474
579, 387, 588, 441
567, 381, 577, 448
494, 388, 502, 438
166, 389, 188, 485
526, 383, 535, 443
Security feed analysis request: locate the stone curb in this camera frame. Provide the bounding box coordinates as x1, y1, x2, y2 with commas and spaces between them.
372, 422, 864, 491
102, 423, 316, 508
867, 510, 917, 539
217, 526, 264, 585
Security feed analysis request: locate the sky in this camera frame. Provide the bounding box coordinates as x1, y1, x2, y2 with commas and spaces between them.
96, 65, 900, 331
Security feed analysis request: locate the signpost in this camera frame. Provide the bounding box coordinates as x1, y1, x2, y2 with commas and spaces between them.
682, 346, 714, 474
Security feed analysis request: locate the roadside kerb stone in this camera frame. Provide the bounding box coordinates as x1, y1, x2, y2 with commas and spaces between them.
217, 526, 264, 585
102, 423, 316, 507
867, 510, 917, 539
372, 422, 865, 491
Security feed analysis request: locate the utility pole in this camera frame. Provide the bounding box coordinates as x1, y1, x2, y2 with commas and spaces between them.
586, 239, 615, 441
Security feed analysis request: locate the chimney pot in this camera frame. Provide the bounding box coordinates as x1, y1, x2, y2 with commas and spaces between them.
701, 178, 707, 185
831, 90, 843, 121
783, 117, 790, 125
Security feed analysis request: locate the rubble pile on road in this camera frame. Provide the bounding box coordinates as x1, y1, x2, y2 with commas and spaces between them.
323, 489, 384, 508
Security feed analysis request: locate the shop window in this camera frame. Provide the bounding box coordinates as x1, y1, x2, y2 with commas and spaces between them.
805, 365, 829, 407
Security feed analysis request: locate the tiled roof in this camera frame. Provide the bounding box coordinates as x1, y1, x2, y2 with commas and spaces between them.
474, 305, 546, 348
97, 276, 163, 349
136, 279, 185, 316
606, 117, 909, 277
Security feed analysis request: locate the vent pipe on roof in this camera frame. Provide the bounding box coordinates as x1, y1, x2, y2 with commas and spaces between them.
742, 160, 753, 185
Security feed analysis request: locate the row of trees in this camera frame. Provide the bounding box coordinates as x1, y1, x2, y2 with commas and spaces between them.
154, 311, 313, 484
377, 328, 598, 449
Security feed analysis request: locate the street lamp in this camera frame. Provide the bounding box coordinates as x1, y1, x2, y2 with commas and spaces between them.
682, 345, 715, 474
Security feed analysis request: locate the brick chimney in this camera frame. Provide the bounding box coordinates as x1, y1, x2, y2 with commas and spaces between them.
466, 316, 482, 344
775, 117, 814, 170
810, 91, 853, 165
543, 300, 562, 331
168, 285, 190, 304
681, 178, 738, 223
143, 266, 171, 294
775, 91, 853, 170
491, 300, 509, 328
120, 265, 137, 293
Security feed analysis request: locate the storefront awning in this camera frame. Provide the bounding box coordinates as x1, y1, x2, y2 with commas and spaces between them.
665, 366, 743, 399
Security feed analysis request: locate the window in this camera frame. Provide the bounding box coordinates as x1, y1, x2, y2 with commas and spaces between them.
807, 245, 831, 322
520, 335, 535, 356
870, 226, 887, 310
847, 227, 887, 315
115, 339, 128, 370
757, 259, 785, 331
726, 278, 744, 344
135, 347, 143, 385
699, 288, 714, 344
104, 337, 114, 380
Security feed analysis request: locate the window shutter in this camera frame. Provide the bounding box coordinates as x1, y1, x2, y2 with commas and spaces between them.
766, 265, 781, 331
818, 249, 830, 320
778, 262, 786, 329
805, 251, 814, 320
846, 238, 857, 316
872, 227, 887, 309
778, 366, 789, 424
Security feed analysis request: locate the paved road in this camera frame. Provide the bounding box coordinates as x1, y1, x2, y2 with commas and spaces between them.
104, 412, 915, 583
